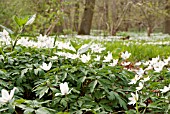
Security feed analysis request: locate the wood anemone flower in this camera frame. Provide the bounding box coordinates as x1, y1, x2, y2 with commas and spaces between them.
0, 87, 17, 103
55, 82, 73, 96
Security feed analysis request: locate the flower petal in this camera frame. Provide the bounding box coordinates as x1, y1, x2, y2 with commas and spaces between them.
9, 87, 17, 100
1, 89, 10, 101
0, 97, 8, 103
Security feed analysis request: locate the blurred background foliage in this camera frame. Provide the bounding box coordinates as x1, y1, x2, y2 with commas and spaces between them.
0, 0, 169, 36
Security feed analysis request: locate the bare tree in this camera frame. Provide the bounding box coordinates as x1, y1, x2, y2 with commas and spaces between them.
73, 0, 79, 32
111, 1, 132, 35
78, 0, 96, 35
164, 0, 170, 34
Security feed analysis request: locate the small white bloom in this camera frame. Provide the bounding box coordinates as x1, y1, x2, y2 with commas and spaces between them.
90, 43, 105, 53
67, 53, 79, 59
141, 76, 150, 82
144, 65, 153, 71
160, 84, 170, 93
0, 87, 17, 103
109, 59, 118, 67
128, 92, 138, 105
0, 29, 12, 45
153, 61, 165, 72
163, 59, 169, 65
135, 68, 144, 77
121, 51, 131, 60
149, 56, 160, 65
55, 82, 72, 96
103, 51, 112, 62
143, 61, 150, 66
94, 55, 101, 61
40, 62, 52, 71
128, 75, 140, 84
80, 53, 91, 63
121, 61, 131, 66
49, 56, 58, 60
136, 82, 144, 91
135, 62, 141, 66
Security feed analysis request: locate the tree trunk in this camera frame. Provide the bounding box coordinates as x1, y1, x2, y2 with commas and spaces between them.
164, 1, 170, 34
78, 0, 95, 35
147, 26, 152, 37
103, 0, 109, 30
73, 1, 79, 32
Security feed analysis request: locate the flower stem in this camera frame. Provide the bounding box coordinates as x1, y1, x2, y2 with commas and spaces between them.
12, 26, 25, 51
136, 102, 139, 114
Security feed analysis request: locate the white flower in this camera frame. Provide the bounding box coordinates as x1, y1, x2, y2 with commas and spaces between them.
153, 61, 165, 72
40, 62, 52, 71
103, 51, 113, 62
109, 59, 118, 67
149, 56, 160, 65
141, 76, 150, 82
135, 62, 141, 66
0, 29, 12, 45
55, 82, 72, 96
163, 59, 169, 65
121, 61, 131, 66
160, 84, 170, 93
90, 43, 105, 53
144, 65, 153, 71
143, 61, 149, 66
128, 75, 140, 84
25, 14, 36, 25
128, 92, 138, 105
94, 55, 101, 61
80, 53, 91, 63
50, 56, 58, 60
0, 87, 17, 103
67, 53, 79, 59
136, 82, 144, 91
121, 51, 131, 60
135, 68, 144, 77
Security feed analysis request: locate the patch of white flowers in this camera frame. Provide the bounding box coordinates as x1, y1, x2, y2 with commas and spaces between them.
128, 55, 170, 105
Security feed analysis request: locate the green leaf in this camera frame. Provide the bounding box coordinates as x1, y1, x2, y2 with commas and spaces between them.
100, 104, 112, 112
35, 107, 51, 114
89, 80, 98, 93
23, 107, 34, 114
57, 112, 70, 114
39, 87, 49, 99
34, 68, 41, 75
113, 92, 127, 110
0, 107, 8, 112
108, 91, 116, 100
13, 15, 29, 27
70, 40, 79, 51
148, 103, 162, 109
60, 99, 67, 108
78, 76, 86, 84
98, 79, 110, 93
21, 68, 29, 77
62, 72, 68, 81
